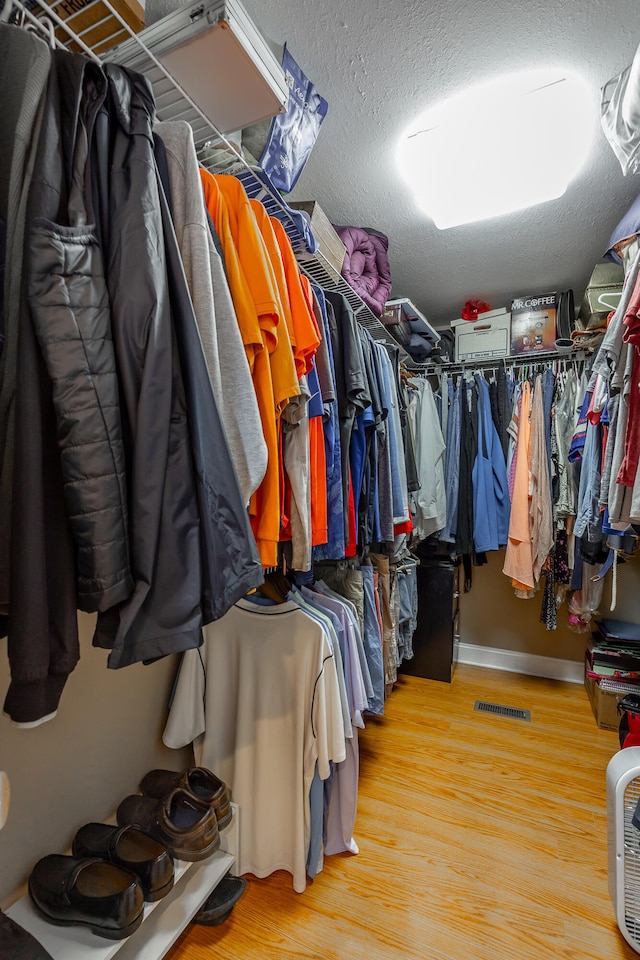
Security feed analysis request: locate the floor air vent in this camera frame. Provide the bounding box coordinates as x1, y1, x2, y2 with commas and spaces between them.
474, 700, 531, 722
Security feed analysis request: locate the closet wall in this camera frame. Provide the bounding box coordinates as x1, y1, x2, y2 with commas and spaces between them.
0, 616, 190, 906
460, 556, 640, 662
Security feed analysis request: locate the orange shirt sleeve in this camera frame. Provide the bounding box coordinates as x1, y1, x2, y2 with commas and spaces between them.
270, 217, 321, 378
199, 168, 263, 372
200, 169, 280, 566
299, 273, 322, 340
214, 177, 300, 416
249, 197, 295, 347
213, 175, 280, 353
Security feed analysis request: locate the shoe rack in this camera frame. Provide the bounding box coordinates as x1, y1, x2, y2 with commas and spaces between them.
5, 803, 238, 959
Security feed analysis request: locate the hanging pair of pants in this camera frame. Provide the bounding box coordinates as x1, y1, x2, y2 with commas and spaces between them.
370, 553, 397, 690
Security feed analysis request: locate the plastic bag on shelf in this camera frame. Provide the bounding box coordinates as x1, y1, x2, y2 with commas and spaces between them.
243, 45, 328, 194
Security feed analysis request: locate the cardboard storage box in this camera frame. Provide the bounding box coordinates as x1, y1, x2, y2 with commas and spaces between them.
452, 308, 511, 362
510, 292, 557, 354
289, 201, 346, 275
35, 0, 145, 55
584, 667, 640, 731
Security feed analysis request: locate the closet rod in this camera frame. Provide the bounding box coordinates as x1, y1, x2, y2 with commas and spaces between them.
410, 347, 589, 378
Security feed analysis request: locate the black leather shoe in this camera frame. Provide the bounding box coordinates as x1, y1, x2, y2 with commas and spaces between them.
116, 788, 220, 862
72, 823, 174, 902
140, 767, 232, 830
28, 855, 144, 941
193, 875, 247, 926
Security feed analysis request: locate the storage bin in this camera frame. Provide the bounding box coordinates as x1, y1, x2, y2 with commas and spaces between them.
289, 200, 347, 275
452, 310, 511, 362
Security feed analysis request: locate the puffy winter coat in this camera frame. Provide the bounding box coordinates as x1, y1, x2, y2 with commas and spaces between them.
26, 52, 133, 614
92, 65, 262, 669
4, 50, 113, 724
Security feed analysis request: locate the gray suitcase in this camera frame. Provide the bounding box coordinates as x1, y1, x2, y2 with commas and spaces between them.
107, 0, 288, 135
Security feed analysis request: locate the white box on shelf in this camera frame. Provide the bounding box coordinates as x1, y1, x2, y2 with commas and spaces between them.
453, 311, 511, 362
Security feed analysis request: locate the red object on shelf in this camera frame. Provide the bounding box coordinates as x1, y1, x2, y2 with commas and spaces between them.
461, 299, 492, 321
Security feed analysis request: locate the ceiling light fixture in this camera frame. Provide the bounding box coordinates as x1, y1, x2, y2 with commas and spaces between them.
397, 68, 595, 230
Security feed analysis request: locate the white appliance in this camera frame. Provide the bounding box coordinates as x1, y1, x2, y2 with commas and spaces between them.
607, 746, 640, 953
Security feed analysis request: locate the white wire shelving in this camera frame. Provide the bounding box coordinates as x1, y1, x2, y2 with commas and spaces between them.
7, 0, 414, 360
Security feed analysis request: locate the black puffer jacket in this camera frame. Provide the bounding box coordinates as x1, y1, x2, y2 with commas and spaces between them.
93, 65, 262, 669
26, 52, 133, 613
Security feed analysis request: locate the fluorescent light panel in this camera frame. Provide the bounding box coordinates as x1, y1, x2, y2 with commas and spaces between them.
397, 69, 595, 229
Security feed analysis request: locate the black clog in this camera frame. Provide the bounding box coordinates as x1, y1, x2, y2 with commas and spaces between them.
28, 855, 144, 941
140, 767, 232, 830
72, 823, 174, 901
192, 875, 247, 926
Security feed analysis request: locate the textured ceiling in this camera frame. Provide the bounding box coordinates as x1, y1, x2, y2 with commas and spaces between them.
241, 0, 640, 327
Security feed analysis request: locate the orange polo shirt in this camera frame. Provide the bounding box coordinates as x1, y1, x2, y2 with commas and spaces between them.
200, 168, 280, 566
271, 216, 321, 378
215, 176, 299, 417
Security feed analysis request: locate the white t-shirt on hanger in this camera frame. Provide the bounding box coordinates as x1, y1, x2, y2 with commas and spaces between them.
163, 597, 346, 893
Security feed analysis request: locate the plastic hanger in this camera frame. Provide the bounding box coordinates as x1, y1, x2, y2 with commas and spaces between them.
25, 13, 56, 47
255, 569, 291, 604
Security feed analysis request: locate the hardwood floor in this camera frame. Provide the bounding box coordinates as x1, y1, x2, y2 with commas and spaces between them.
166, 664, 638, 960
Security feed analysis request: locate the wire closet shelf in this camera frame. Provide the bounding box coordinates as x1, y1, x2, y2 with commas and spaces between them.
8, 0, 413, 361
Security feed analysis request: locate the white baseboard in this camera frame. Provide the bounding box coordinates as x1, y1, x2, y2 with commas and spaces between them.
457, 642, 583, 684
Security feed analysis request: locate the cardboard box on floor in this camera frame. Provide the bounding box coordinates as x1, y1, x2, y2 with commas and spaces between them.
583, 663, 640, 732
584, 670, 619, 731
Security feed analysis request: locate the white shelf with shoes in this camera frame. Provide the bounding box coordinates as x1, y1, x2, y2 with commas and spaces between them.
5, 803, 239, 960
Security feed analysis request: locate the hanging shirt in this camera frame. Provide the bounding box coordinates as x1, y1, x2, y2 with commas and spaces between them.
163, 598, 346, 894
472, 374, 510, 553
154, 120, 266, 504
440, 377, 461, 543
322, 290, 370, 542
503, 380, 533, 589
200, 169, 281, 565
271, 216, 321, 377
529, 375, 554, 584
312, 286, 345, 561
408, 377, 447, 538
214, 175, 299, 417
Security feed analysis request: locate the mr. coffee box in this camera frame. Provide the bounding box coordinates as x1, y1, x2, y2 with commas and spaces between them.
509, 292, 558, 354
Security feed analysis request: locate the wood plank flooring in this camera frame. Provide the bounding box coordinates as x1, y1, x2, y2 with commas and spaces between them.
166, 664, 638, 960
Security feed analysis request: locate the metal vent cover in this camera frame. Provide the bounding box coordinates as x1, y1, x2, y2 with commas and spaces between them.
474, 700, 531, 722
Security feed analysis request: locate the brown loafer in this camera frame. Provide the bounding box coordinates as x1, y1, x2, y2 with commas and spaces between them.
140, 767, 232, 830
116, 788, 219, 862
